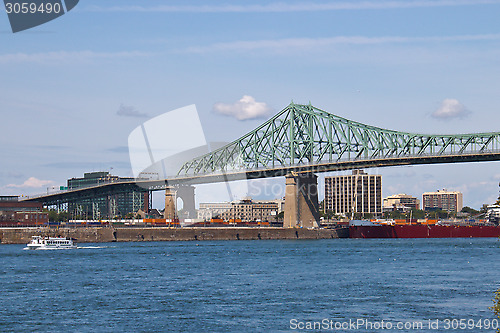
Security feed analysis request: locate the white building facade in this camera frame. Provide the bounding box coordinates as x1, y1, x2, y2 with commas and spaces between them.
325, 170, 382, 217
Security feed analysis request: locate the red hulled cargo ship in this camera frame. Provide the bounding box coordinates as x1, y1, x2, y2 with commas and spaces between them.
349, 220, 500, 238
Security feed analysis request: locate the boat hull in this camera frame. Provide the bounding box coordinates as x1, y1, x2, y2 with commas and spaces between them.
27, 244, 43, 250
349, 224, 500, 238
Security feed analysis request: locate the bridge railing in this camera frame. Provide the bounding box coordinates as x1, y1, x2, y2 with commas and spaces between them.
21, 189, 69, 200
21, 179, 137, 200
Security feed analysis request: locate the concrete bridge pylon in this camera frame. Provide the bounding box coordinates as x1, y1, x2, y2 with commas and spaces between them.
284, 172, 320, 228
175, 185, 196, 219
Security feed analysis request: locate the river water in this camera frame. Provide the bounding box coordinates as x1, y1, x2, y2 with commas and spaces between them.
0, 238, 499, 332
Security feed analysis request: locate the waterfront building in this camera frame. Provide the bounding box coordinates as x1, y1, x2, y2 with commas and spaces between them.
67, 172, 149, 218
383, 194, 420, 212
0, 196, 48, 224
198, 202, 232, 221
324, 170, 382, 217
422, 189, 463, 212
198, 198, 284, 222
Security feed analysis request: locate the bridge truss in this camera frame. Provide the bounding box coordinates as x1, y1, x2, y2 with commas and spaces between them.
178, 102, 500, 176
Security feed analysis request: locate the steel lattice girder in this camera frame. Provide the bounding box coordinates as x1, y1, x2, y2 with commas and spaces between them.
177, 102, 500, 176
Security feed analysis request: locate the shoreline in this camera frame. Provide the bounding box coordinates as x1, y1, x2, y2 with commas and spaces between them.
0, 227, 348, 244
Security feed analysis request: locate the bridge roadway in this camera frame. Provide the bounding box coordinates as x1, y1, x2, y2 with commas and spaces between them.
23, 150, 500, 206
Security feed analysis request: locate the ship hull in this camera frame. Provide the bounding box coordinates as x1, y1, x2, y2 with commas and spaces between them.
349, 224, 500, 238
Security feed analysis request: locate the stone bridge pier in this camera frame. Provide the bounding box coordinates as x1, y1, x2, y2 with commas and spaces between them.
284, 172, 320, 228
164, 186, 176, 219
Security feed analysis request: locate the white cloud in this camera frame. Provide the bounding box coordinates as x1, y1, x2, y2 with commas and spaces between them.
0, 51, 150, 65
6, 177, 54, 188
431, 99, 471, 120
213, 95, 272, 121
184, 34, 500, 53
85, 1, 500, 13
117, 104, 149, 118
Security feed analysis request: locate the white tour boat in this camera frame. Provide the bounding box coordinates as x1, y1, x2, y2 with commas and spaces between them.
27, 236, 77, 250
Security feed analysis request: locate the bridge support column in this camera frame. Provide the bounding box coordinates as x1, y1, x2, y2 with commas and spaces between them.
284, 173, 320, 228
176, 185, 196, 219
164, 187, 177, 219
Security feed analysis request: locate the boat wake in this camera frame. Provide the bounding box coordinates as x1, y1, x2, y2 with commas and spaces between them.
76, 246, 109, 249
24, 246, 108, 250
24, 247, 77, 250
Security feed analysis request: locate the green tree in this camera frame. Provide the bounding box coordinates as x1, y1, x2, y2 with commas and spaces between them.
383, 210, 405, 219
438, 210, 449, 219
57, 211, 71, 222
461, 206, 479, 215
321, 210, 335, 220
427, 209, 449, 219
48, 210, 58, 222
411, 209, 426, 219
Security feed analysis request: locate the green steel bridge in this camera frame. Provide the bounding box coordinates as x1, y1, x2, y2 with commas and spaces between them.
177, 102, 500, 177
25, 102, 500, 207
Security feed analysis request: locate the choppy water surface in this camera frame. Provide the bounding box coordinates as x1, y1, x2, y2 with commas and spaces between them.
0, 238, 499, 332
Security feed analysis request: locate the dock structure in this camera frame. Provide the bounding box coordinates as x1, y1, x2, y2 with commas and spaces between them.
0, 227, 348, 244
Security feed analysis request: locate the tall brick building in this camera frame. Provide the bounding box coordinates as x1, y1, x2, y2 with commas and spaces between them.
422, 189, 463, 212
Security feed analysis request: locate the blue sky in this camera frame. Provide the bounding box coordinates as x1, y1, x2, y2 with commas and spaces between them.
1, 0, 500, 209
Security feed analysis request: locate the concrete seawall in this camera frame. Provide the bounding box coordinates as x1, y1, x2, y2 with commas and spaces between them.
0, 227, 348, 244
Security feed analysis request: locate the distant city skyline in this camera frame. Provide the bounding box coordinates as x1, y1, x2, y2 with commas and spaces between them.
2, 0, 500, 209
